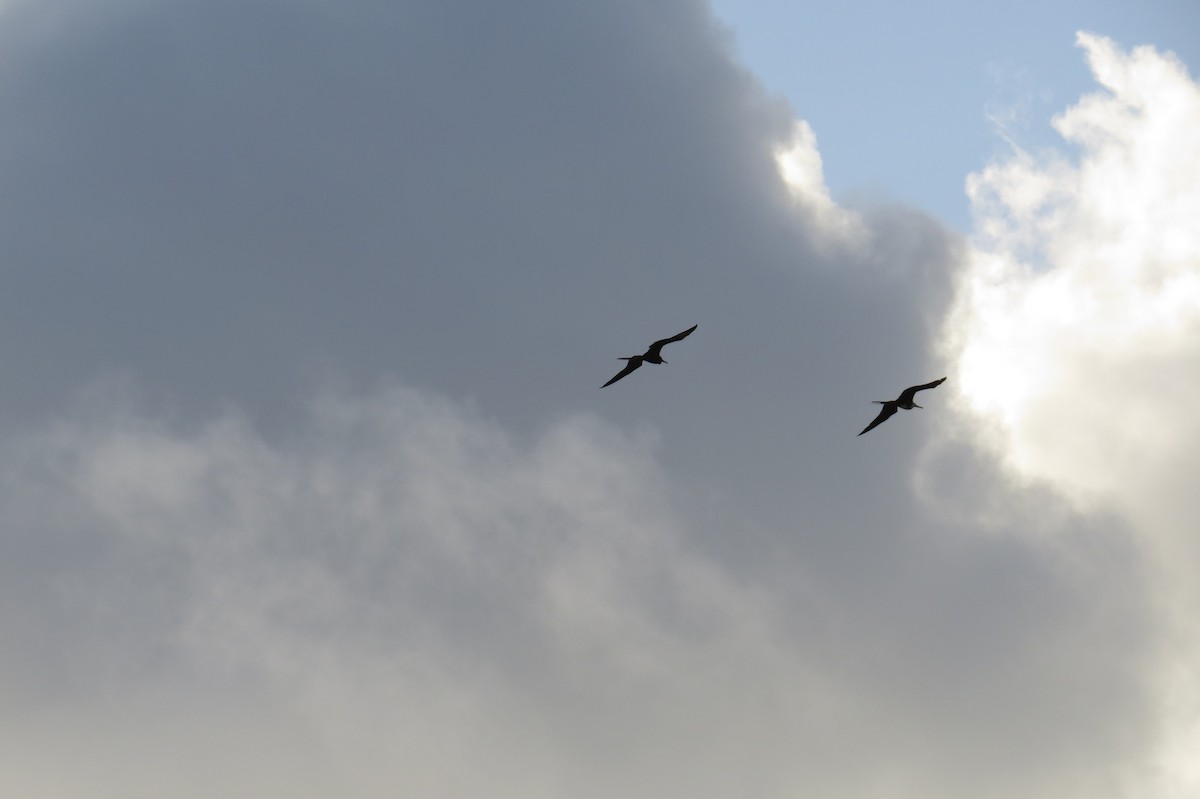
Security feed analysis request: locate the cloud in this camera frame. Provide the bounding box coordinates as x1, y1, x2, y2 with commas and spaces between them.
0, 381, 1163, 799
0, 1, 1192, 796
946, 34, 1200, 509
0, 387, 829, 798
0, 0, 804, 432
940, 32, 1200, 798
942, 32, 1200, 548
774, 120, 868, 247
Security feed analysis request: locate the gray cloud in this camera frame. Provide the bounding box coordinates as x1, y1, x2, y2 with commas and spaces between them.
0, 2, 1186, 797
0, 383, 1159, 798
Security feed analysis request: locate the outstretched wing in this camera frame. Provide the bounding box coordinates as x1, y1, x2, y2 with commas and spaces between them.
857, 403, 898, 436
644, 324, 698, 359
897, 376, 947, 405
601, 357, 643, 388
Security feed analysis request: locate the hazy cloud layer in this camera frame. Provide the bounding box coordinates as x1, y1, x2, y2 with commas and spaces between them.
0, 2, 1194, 796
0, 387, 1155, 799
0, 390, 810, 797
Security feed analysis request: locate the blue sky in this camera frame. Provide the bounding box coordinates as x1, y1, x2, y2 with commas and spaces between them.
711, 0, 1200, 228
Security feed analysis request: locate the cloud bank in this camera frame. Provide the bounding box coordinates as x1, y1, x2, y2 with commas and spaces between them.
0, 0, 1195, 795
0, 385, 1156, 799
0, 389, 813, 798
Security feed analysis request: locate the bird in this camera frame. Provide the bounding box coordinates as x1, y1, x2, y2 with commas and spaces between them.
601, 324, 698, 388
857, 377, 947, 436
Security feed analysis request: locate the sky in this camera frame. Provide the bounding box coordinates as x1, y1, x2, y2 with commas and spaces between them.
0, 1, 1197, 797
711, 0, 1200, 230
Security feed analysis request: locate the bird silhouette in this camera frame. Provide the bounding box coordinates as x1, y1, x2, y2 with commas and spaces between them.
601, 324, 698, 388
857, 377, 946, 436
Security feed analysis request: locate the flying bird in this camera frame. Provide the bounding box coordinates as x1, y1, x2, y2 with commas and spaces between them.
857, 377, 947, 436
601, 324, 698, 388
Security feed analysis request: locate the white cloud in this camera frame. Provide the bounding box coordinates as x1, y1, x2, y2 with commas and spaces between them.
774, 119, 868, 246
941, 33, 1200, 798
945, 33, 1200, 517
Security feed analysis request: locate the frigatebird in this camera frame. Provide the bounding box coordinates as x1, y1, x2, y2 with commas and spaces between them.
857, 377, 947, 436
601, 324, 698, 388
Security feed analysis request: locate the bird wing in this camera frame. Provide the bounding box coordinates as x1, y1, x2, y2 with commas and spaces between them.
601, 357, 643, 388
897, 376, 947, 405
644, 324, 698, 359
858, 403, 898, 436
